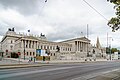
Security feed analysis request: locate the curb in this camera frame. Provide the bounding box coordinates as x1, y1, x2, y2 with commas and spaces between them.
0, 60, 108, 70
0, 64, 53, 70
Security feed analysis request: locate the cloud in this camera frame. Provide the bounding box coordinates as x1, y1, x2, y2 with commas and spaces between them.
0, 0, 118, 48
0, 0, 46, 16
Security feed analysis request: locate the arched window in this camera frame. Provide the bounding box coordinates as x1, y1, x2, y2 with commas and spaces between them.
51, 53, 52, 56
30, 52, 32, 56
11, 40, 13, 43
41, 45, 43, 49
10, 45, 13, 50
44, 45, 46, 49
27, 52, 29, 56
33, 52, 35, 56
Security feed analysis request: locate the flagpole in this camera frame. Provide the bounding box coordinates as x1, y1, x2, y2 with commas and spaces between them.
87, 24, 89, 57
24, 34, 25, 60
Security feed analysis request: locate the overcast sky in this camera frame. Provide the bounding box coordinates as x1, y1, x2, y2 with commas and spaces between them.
0, 0, 119, 48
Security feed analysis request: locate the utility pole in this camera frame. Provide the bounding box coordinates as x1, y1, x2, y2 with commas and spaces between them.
87, 24, 89, 38
109, 37, 113, 60
87, 24, 89, 57
107, 33, 108, 48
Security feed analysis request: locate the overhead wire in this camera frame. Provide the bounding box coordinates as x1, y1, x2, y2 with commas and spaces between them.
32, 0, 48, 30
83, 0, 108, 21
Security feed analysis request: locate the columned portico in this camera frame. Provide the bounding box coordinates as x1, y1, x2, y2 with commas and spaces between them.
21, 40, 23, 48
75, 41, 88, 53
78, 41, 80, 51
1, 28, 92, 60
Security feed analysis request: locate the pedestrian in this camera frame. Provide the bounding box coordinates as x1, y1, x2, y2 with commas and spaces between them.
31, 57, 32, 61
28, 57, 31, 63
34, 56, 36, 63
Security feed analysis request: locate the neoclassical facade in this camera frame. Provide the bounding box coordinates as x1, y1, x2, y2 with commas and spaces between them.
1, 28, 105, 61
90, 37, 106, 59
0, 42, 1, 50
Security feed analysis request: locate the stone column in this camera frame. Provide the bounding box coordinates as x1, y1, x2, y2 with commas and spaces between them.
77, 41, 78, 51
75, 41, 77, 51
80, 42, 81, 51
23, 40, 26, 58
84, 43, 86, 52
80, 42, 82, 51
32, 41, 34, 49
86, 43, 88, 52
82, 42, 84, 52
79, 42, 80, 51
85, 43, 87, 52
76, 41, 77, 51
21, 40, 23, 48
34, 41, 36, 49
77, 41, 79, 51
25, 40, 26, 48
28, 40, 29, 49
78, 41, 79, 51
30, 41, 32, 48
36, 41, 38, 49
31, 41, 33, 49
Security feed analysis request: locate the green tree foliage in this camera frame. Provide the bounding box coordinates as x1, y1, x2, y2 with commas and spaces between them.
107, 0, 120, 32
111, 48, 118, 53
106, 47, 110, 54
106, 47, 118, 54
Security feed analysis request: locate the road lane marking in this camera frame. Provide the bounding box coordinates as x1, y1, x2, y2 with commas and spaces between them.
71, 68, 120, 80
0, 66, 81, 79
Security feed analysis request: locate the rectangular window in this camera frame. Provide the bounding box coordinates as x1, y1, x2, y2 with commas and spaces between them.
50, 46, 52, 50
41, 45, 43, 49
33, 52, 35, 56
44, 45, 46, 49
29, 41, 31, 48
10, 45, 13, 50
25, 40, 28, 48
47, 46, 49, 49
27, 52, 29, 56
70, 48, 71, 51
30, 52, 32, 56
11, 40, 13, 43
53, 46, 55, 50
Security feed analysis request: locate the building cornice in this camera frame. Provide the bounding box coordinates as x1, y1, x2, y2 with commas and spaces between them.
61, 37, 91, 43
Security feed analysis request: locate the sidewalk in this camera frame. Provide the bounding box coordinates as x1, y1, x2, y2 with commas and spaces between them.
0, 58, 111, 70
0, 58, 119, 80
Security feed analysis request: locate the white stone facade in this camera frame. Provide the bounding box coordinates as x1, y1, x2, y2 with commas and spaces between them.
1, 29, 101, 60
90, 37, 106, 59
0, 42, 1, 50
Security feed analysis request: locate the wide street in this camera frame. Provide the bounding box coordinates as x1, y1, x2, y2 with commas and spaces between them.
0, 61, 120, 80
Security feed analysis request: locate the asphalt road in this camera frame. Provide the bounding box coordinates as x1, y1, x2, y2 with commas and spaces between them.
0, 61, 120, 80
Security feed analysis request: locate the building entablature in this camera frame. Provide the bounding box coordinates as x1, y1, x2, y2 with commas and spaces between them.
61, 37, 90, 43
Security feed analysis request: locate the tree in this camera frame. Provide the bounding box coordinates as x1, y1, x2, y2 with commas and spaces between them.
106, 47, 110, 54
106, 47, 118, 54
111, 48, 118, 53
107, 0, 120, 32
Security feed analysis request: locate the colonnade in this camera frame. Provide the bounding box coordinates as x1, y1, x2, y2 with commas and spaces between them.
75, 41, 89, 52
21, 40, 38, 49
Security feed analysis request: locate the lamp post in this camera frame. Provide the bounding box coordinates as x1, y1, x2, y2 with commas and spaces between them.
109, 37, 113, 60
109, 45, 111, 60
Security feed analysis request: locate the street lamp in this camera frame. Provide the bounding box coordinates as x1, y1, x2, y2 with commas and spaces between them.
108, 37, 113, 60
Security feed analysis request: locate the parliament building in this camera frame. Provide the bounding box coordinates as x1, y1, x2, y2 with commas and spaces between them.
0, 28, 106, 61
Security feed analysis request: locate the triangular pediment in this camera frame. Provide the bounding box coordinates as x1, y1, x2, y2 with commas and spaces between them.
75, 37, 90, 42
